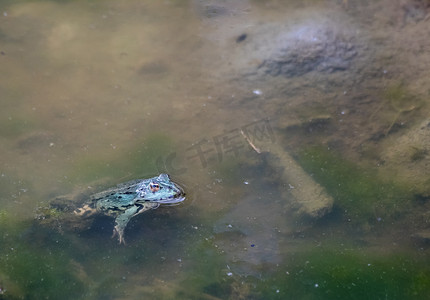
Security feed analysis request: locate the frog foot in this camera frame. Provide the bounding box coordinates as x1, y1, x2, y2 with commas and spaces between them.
112, 225, 126, 245
74, 204, 97, 217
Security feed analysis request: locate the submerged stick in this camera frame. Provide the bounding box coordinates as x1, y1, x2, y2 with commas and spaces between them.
262, 143, 333, 218
241, 131, 333, 218
240, 129, 261, 153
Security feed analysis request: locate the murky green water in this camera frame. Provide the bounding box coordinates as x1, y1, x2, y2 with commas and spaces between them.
1, 0, 430, 299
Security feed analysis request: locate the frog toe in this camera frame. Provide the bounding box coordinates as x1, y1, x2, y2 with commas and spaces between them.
112, 226, 126, 245
74, 204, 97, 217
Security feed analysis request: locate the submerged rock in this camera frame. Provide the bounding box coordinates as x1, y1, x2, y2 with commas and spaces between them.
380, 117, 430, 195
258, 24, 357, 77
225, 10, 362, 80
401, 0, 430, 24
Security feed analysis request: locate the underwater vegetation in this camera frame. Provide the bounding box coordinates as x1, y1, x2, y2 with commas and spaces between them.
174, 238, 236, 300
409, 146, 428, 162
0, 206, 196, 299
0, 117, 35, 139
0, 142, 428, 299
148, 236, 430, 300
3, 211, 430, 300
256, 248, 430, 300
382, 84, 421, 135
69, 133, 175, 183
0, 211, 86, 299
370, 83, 423, 136
296, 146, 411, 227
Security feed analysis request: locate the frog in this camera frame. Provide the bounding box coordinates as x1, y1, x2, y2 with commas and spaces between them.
72, 173, 185, 244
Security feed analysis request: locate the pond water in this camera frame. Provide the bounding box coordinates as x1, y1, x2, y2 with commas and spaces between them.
1, 0, 430, 299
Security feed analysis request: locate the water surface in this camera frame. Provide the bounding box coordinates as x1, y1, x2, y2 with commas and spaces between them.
1, 0, 430, 299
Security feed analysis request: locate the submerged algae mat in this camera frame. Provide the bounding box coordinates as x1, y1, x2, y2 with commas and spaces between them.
3, 216, 430, 300
0, 206, 196, 299
125, 237, 430, 299
296, 146, 412, 226
0, 212, 85, 299
256, 248, 430, 300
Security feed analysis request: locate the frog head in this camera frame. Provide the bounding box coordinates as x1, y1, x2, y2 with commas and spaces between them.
136, 173, 185, 204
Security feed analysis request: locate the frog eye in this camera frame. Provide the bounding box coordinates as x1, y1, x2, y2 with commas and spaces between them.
149, 182, 160, 192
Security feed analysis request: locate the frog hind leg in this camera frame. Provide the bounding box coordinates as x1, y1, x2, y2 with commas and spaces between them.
74, 204, 97, 217
112, 203, 158, 244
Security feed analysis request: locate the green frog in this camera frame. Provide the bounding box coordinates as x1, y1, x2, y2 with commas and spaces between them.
71, 173, 185, 244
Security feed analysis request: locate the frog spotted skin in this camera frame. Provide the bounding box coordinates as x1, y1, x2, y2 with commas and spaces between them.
74, 174, 185, 244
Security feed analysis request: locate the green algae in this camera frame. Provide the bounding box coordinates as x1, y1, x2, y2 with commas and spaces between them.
0, 117, 35, 139
176, 238, 234, 300
256, 249, 430, 300
383, 84, 420, 113
212, 156, 244, 185
1, 247, 86, 299
296, 146, 411, 226
69, 133, 175, 183
371, 84, 423, 136
410, 146, 428, 162
0, 212, 87, 299
132, 234, 430, 300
